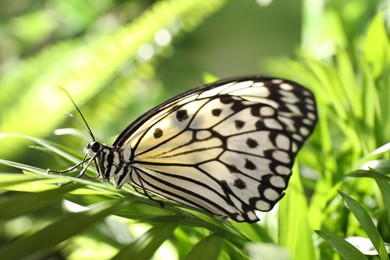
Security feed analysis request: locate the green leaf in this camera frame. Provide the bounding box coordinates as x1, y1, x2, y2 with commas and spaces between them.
0, 183, 81, 221
339, 191, 389, 259
142, 215, 247, 249
315, 230, 367, 260
0, 173, 43, 189
364, 11, 390, 78
184, 234, 224, 260
375, 179, 390, 235
279, 164, 315, 259
0, 200, 127, 259
347, 169, 390, 181
232, 222, 273, 243
359, 143, 390, 163
0, 133, 84, 165
112, 222, 177, 260
347, 166, 390, 228
0, 158, 48, 175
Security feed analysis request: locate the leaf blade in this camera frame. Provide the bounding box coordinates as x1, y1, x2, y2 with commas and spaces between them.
339, 191, 389, 260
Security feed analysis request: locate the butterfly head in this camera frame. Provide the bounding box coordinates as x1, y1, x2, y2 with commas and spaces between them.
84, 141, 103, 157
83, 141, 112, 182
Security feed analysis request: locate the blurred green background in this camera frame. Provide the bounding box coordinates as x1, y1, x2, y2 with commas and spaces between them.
1, 0, 390, 259
0, 0, 304, 162
0, 0, 306, 168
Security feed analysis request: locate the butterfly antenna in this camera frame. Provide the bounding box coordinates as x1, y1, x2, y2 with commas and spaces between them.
64, 112, 93, 137
59, 87, 96, 141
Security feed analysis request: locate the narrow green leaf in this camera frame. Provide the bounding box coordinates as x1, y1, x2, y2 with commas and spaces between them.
315, 230, 367, 260
375, 179, 390, 231
359, 143, 390, 164
279, 164, 315, 259
0, 184, 81, 220
112, 222, 177, 260
336, 49, 362, 118
365, 160, 390, 174
347, 169, 390, 182
0, 158, 47, 175
142, 215, 247, 249
232, 222, 273, 243
0, 200, 127, 259
0, 173, 40, 189
0, 158, 121, 194
339, 191, 389, 259
364, 11, 390, 78
184, 234, 224, 260
0, 134, 81, 164
0, 171, 86, 193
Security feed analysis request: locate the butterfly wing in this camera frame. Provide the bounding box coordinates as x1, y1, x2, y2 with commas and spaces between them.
114, 76, 317, 222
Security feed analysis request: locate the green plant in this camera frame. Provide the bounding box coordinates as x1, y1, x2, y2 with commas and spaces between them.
1, 0, 389, 259
263, 7, 390, 259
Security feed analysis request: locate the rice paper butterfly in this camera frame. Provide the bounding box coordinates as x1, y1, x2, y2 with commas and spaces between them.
57, 76, 317, 222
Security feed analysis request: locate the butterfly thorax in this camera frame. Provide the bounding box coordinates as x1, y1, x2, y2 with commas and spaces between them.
84, 141, 133, 188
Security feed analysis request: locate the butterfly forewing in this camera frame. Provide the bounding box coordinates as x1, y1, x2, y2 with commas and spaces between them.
110, 76, 317, 222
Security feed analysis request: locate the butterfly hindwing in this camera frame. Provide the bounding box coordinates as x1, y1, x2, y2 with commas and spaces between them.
108, 77, 317, 222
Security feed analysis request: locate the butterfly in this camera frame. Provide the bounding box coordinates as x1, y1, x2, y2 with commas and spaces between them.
57, 76, 317, 222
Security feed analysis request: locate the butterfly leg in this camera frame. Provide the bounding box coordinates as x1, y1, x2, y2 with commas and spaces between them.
47, 159, 85, 174
46, 162, 82, 187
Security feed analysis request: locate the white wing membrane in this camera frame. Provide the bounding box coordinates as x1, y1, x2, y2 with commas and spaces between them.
112, 77, 317, 222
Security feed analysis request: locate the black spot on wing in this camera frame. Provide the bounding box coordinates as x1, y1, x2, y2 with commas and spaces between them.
234, 179, 246, 189
212, 109, 222, 117
153, 128, 163, 139
234, 120, 245, 129
231, 101, 246, 112
220, 96, 235, 104
246, 138, 258, 148
226, 164, 239, 173
251, 107, 260, 116
176, 109, 189, 122
244, 159, 256, 170
255, 120, 264, 130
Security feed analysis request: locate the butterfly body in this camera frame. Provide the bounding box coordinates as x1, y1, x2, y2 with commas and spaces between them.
84, 76, 317, 222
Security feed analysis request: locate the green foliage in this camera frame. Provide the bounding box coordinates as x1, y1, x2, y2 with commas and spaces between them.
263, 4, 390, 259
279, 164, 315, 259
315, 230, 367, 260
1, 0, 390, 259
184, 235, 224, 260
339, 190, 389, 259
0, 0, 225, 157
